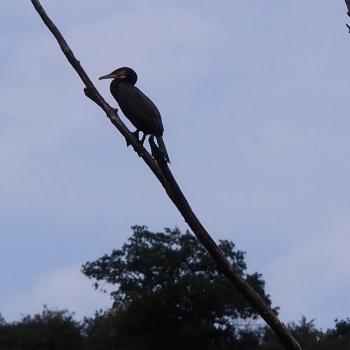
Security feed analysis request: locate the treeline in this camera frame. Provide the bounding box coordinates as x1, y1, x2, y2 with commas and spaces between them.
1, 226, 349, 350
1, 308, 350, 350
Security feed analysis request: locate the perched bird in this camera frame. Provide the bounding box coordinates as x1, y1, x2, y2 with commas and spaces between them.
99, 67, 170, 163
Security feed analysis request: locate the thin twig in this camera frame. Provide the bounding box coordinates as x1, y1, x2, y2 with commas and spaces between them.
30, 1, 301, 349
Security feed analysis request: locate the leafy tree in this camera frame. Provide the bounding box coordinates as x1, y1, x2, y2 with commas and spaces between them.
330, 318, 350, 342
319, 318, 350, 350
261, 317, 347, 350
82, 225, 273, 350
82, 310, 121, 350
0, 306, 82, 350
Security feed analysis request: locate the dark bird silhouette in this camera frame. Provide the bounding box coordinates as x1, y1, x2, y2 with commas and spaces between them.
99, 67, 170, 163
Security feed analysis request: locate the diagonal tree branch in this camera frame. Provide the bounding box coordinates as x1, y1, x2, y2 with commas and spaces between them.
345, 0, 350, 16
345, 0, 350, 31
30, 1, 301, 349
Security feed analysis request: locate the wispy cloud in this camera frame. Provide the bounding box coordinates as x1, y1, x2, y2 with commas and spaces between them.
1, 264, 111, 322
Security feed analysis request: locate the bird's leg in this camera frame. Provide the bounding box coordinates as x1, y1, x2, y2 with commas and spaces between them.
149, 136, 165, 165
140, 132, 147, 145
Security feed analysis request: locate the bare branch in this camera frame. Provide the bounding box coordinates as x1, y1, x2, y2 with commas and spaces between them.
345, 0, 350, 31
346, 0, 350, 17
30, 1, 301, 349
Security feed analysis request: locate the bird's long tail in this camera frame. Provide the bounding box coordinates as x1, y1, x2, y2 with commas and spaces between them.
156, 136, 170, 163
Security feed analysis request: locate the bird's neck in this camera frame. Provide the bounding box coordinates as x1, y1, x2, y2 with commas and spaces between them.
111, 79, 134, 87
110, 79, 135, 100
110, 78, 121, 88
110, 79, 121, 94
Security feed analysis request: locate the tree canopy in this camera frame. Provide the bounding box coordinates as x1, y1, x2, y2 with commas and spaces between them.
82, 225, 272, 349
0, 307, 82, 350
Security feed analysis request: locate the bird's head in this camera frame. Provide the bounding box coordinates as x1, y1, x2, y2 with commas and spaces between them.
99, 67, 137, 85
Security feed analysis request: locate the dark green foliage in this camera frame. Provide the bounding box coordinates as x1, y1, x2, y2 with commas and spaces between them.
262, 317, 322, 350
2, 309, 350, 350
319, 318, 350, 350
0, 306, 82, 350
261, 317, 350, 350
81, 226, 272, 349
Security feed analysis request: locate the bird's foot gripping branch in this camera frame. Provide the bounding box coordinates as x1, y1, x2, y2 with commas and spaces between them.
30, 1, 301, 349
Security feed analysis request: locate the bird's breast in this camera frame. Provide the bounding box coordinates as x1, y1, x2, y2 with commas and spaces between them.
110, 81, 163, 135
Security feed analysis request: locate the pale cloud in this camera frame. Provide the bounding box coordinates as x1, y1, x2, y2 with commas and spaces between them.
1, 264, 111, 322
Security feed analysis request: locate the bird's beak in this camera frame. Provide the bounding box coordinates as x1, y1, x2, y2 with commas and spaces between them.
99, 71, 127, 80
99, 73, 116, 80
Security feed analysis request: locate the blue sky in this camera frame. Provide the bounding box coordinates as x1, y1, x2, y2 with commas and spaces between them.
1, 1, 350, 329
